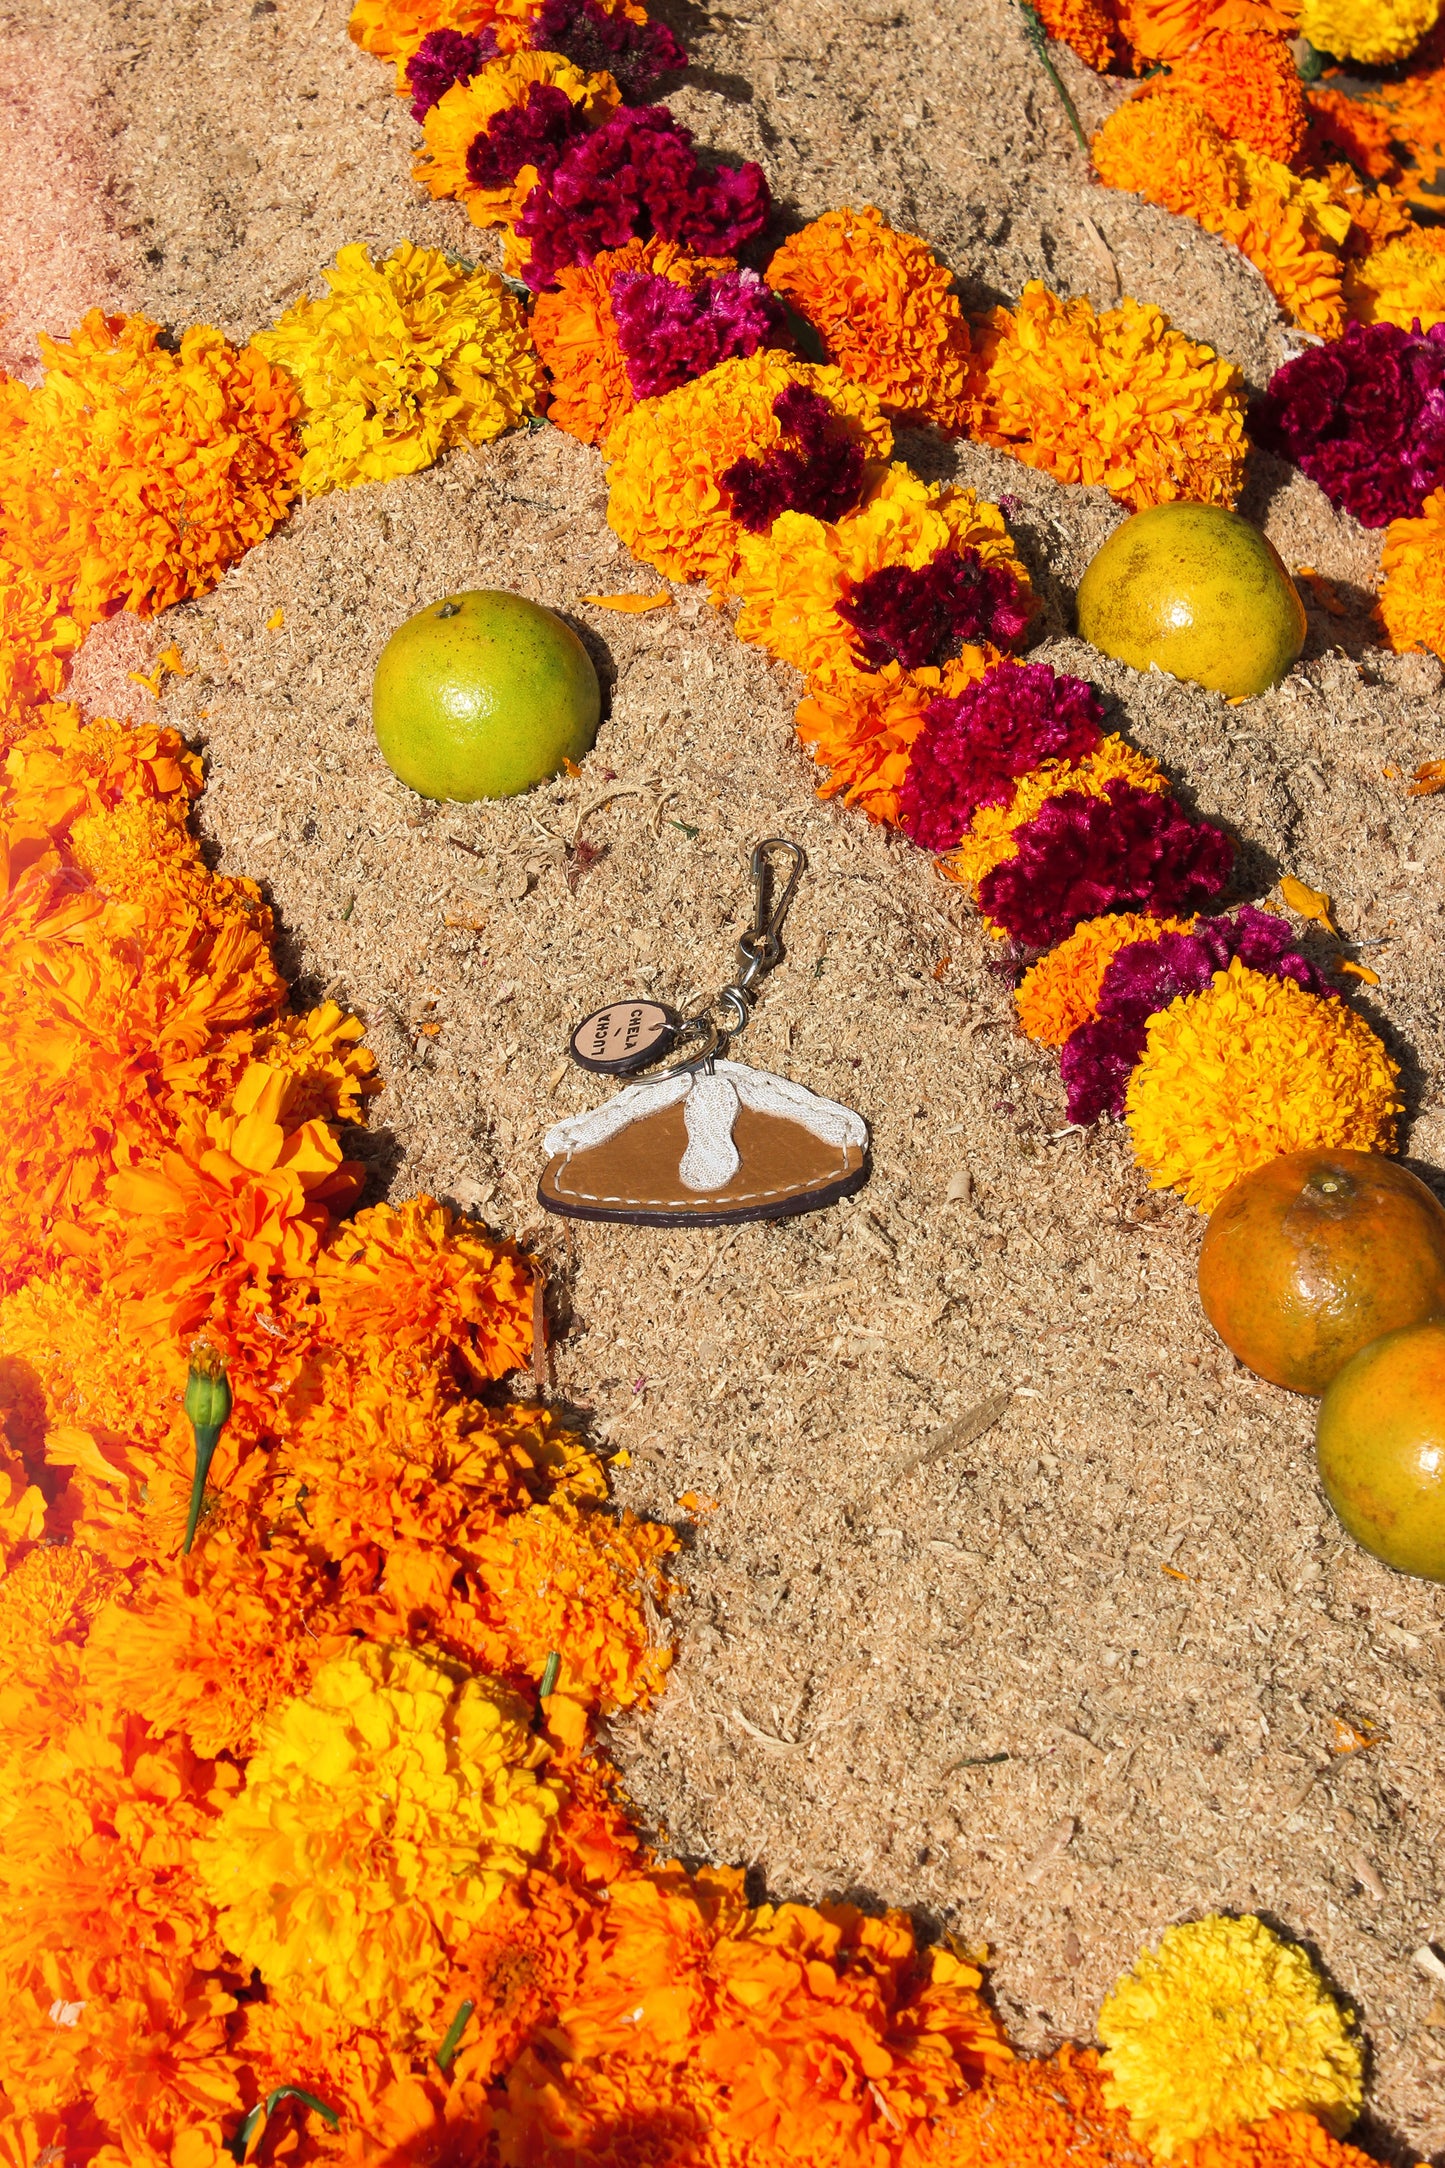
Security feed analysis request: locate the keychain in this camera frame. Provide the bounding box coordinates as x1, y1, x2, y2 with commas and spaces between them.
538, 839, 871, 1227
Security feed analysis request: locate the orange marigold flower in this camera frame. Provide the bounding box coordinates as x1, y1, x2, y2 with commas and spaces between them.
0, 315, 298, 750
1185, 2109, 1386, 2168
1379, 484, 1445, 655
1344, 223, 1445, 326
318, 1193, 534, 1382
1092, 97, 1347, 336
1144, 31, 1307, 165
971, 282, 1247, 511
414, 52, 621, 229
933, 2043, 1150, 2166
764, 205, 977, 431
604, 351, 892, 589
1015, 909, 1198, 1044
1120, 0, 1301, 67
794, 652, 993, 825
730, 462, 1028, 683
951, 736, 1169, 898
1033, 0, 1124, 70
348, 0, 645, 85
531, 237, 734, 447
1304, 87, 1401, 181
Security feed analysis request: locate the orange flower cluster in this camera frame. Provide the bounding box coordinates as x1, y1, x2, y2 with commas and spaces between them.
794, 653, 991, 826
764, 205, 978, 431
531, 236, 734, 445
1379, 484, 1445, 655
1140, 30, 1307, 164
0, 314, 299, 753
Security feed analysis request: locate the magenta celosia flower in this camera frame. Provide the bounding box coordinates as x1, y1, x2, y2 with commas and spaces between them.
1253, 320, 1445, 527
529, 0, 686, 101
720, 384, 866, 533
837, 549, 1032, 673
975, 782, 1233, 949
466, 81, 585, 192
610, 266, 786, 401
407, 27, 500, 121
1058, 905, 1328, 1122
516, 105, 770, 290
897, 661, 1104, 851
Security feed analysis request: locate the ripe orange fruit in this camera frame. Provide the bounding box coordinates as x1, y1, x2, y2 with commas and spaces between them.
1198, 1150, 1445, 1394
1076, 503, 1306, 698
1317, 1320, 1445, 1581
372, 590, 600, 801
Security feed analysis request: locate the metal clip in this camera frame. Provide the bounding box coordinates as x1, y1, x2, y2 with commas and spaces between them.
734, 837, 805, 989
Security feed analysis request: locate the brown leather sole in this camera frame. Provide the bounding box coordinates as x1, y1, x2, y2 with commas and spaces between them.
538, 1099, 871, 1226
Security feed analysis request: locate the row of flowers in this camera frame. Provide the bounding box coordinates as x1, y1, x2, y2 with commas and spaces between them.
0, 0, 1432, 2160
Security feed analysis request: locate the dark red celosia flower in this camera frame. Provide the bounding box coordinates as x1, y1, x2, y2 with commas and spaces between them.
1058, 905, 1331, 1123
1253, 320, 1445, 527
837, 548, 1032, 673
896, 661, 1105, 852
529, 0, 686, 101
610, 266, 786, 401
466, 81, 585, 191
515, 105, 770, 290
719, 384, 866, 534
975, 781, 1233, 950
407, 27, 500, 121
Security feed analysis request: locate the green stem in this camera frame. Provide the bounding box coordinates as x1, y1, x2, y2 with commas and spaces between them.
435, 1999, 476, 2075
1017, 3, 1091, 157
182, 1424, 222, 1555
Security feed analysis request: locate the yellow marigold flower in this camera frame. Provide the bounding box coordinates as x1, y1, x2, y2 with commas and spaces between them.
1098, 1914, 1364, 2155
793, 652, 992, 825
253, 243, 540, 493
763, 206, 977, 431
247, 1000, 378, 1127
1125, 962, 1402, 1211
414, 53, 620, 228
198, 1642, 561, 2034
1299, 0, 1439, 61
604, 351, 892, 589
971, 283, 1247, 513
531, 237, 734, 448
1015, 910, 1197, 1045
730, 462, 1027, 682
1092, 98, 1347, 337
953, 736, 1168, 894
1344, 225, 1445, 327
1379, 485, 1445, 656
1121, 0, 1302, 66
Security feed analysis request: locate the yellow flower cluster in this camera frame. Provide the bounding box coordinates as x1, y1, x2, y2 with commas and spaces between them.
1126, 961, 1402, 1211
1344, 225, 1445, 327
415, 51, 620, 228
1091, 97, 1349, 338
731, 462, 1028, 681
1015, 911, 1198, 1045
603, 349, 893, 588
199, 1643, 560, 2035
971, 283, 1248, 512
1379, 485, 1445, 655
1100, 1915, 1365, 2154
763, 204, 978, 430
1298, 0, 1440, 62
254, 242, 541, 493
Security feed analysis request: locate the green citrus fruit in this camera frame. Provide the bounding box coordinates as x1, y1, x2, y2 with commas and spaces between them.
1199, 1149, 1445, 1395
1317, 1319, 1445, 1581
372, 590, 600, 801
1076, 503, 1306, 698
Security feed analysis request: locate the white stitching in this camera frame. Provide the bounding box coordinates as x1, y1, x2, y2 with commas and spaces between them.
545, 1148, 859, 1208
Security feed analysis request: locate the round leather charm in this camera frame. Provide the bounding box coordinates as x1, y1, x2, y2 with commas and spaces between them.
569, 999, 680, 1075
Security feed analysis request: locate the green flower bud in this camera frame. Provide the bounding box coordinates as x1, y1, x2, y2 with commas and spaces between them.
182, 1338, 233, 1556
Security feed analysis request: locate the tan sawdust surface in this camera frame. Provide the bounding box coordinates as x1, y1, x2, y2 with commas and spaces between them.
8, 0, 1445, 2142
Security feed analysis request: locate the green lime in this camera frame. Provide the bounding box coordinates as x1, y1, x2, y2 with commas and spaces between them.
1316, 1319, 1445, 1582
372, 590, 600, 802
1076, 503, 1306, 699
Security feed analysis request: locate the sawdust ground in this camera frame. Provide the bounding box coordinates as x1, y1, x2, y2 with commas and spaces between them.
10, 0, 1445, 2142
